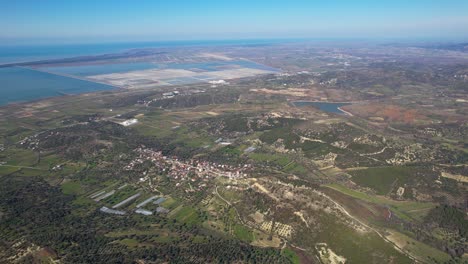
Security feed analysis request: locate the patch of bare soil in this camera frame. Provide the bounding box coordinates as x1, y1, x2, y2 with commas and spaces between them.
343, 104, 428, 124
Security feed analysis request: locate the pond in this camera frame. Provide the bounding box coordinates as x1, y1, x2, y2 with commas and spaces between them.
292, 101, 351, 114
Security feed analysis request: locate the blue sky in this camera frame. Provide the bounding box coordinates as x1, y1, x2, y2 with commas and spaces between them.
1, 0, 468, 43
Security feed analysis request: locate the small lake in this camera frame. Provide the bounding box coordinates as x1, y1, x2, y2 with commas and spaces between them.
292, 101, 351, 114
0, 67, 114, 106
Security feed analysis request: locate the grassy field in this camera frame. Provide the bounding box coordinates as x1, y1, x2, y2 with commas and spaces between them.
283, 162, 308, 175
36, 153, 64, 169
72, 195, 97, 209
170, 206, 200, 225
233, 224, 254, 242
119, 238, 139, 248
282, 248, 300, 264
386, 230, 451, 263
0, 166, 20, 176
10, 168, 46, 177
249, 152, 308, 175
324, 184, 435, 221
2, 148, 38, 166
304, 213, 413, 264
160, 197, 179, 210
349, 166, 421, 195
61, 181, 83, 195
171, 127, 214, 148
134, 119, 174, 138
249, 152, 291, 166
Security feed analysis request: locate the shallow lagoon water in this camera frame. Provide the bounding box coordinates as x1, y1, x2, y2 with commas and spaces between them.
43, 60, 279, 77
0, 59, 279, 106
43, 62, 159, 76
159, 60, 279, 72
0, 67, 114, 106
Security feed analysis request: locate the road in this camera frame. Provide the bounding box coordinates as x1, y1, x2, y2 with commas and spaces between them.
313, 189, 421, 263
0, 164, 45, 170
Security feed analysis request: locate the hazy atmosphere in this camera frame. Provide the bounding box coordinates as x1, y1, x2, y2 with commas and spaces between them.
2, 0, 468, 43
0, 1, 467, 264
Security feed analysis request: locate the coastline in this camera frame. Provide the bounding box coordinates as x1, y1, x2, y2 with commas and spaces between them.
21, 66, 122, 90
337, 106, 353, 116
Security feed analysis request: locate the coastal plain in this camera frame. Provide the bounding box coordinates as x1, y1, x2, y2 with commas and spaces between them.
0, 41, 466, 264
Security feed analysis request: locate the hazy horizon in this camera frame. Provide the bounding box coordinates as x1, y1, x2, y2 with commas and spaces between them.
2, 37, 468, 47
2, 0, 468, 45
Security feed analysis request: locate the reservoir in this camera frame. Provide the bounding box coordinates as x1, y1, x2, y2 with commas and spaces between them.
292, 101, 351, 114
0, 67, 114, 106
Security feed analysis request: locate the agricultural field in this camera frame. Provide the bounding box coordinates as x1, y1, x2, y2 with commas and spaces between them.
349, 166, 430, 195
0, 41, 467, 263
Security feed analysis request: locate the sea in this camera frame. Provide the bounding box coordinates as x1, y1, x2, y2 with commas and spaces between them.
0, 39, 291, 65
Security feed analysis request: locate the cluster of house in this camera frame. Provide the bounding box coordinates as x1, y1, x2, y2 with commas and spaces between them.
138, 89, 208, 107
135, 90, 180, 107
125, 147, 251, 192
18, 132, 43, 150
162, 90, 180, 98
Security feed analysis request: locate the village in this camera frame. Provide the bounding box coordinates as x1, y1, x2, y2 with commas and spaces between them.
125, 147, 251, 193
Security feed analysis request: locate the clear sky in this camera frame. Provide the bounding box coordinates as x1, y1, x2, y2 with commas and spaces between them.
1, 0, 468, 44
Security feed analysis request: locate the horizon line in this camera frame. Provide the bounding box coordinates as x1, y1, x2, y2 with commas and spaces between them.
1, 36, 468, 47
